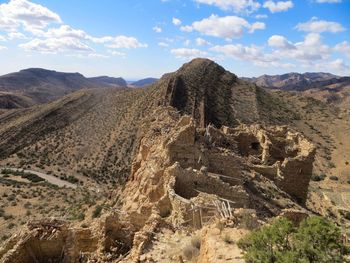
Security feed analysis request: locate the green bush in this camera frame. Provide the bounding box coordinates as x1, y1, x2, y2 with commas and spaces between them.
311, 174, 326, 182
238, 216, 349, 263
92, 205, 103, 219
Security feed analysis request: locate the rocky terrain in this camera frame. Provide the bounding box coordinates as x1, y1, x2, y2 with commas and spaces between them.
0, 59, 349, 262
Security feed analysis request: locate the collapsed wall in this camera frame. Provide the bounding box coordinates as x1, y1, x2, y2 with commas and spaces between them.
0, 107, 315, 263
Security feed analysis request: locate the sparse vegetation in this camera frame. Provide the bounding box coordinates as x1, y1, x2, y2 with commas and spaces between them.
222, 233, 234, 244
238, 216, 349, 263
92, 205, 103, 219
190, 235, 201, 249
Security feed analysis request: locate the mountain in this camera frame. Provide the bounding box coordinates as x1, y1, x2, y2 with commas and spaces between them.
89, 76, 127, 87
1, 59, 350, 262
131, 78, 158, 87
245, 72, 350, 91
0, 58, 298, 182
0, 68, 123, 108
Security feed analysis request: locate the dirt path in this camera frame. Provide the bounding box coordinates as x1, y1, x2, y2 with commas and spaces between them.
0, 168, 77, 189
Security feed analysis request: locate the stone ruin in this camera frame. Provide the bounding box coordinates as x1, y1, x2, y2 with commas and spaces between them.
0, 107, 316, 263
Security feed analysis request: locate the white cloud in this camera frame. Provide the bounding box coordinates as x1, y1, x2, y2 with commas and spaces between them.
315, 0, 341, 3
193, 0, 261, 13
334, 41, 350, 58
180, 15, 265, 40
0, 0, 62, 31
172, 17, 182, 26
268, 35, 295, 49
255, 14, 268, 19
153, 26, 162, 33
249, 22, 266, 33
158, 42, 169, 47
86, 53, 109, 59
196, 37, 211, 46
105, 36, 148, 49
0, 35, 6, 41
296, 18, 346, 33
7, 32, 27, 40
171, 48, 207, 59
19, 37, 93, 53
263, 1, 294, 13
0, 45, 7, 50
108, 50, 126, 57
184, 39, 191, 46
269, 33, 331, 61
210, 44, 271, 63
211, 31, 344, 71
44, 25, 88, 39
328, 59, 349, 71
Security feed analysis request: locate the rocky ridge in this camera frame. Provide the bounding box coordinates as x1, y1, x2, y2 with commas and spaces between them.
0, 103, 316, 262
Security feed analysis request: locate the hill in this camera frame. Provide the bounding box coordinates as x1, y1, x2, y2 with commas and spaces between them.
0, 92, 35, 109
131, 78, 158, 87
246, 72, 349, 91
89, 76, 127, 87
0, 68, 122, 107
0, 59, 298, 183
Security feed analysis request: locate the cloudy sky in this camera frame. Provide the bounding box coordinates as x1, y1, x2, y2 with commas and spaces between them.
0, 0, 349, 79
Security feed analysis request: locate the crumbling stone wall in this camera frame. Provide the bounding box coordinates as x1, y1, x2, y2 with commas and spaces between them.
1, 107, 315, 263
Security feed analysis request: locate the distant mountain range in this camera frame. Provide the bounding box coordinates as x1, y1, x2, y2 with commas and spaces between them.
130, 78, 158, 87
244, 72, 350, 91
1, 68, 349, 111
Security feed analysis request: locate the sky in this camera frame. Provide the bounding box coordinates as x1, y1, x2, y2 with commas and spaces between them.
0, 0, 349, 79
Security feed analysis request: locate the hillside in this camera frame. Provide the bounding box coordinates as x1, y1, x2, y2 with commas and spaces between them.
89, 76, 127, 87
0, 92, 35, 109
0, 58, 349, 262
0, 68, 123, 107
0, 59, 299, 184
131, 78, 158, 87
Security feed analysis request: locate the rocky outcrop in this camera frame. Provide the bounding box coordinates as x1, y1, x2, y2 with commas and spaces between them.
0, 59, 317, 263
0, 106, 315, 262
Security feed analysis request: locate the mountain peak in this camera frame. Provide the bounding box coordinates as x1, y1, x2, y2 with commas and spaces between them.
158, 58, 240, 128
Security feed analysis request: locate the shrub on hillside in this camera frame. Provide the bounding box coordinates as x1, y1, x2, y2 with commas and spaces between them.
238, 216, 349, 263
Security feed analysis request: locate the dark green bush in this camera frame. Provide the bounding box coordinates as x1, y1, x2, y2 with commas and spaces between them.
238, 216, 349, 263
92, 205, 103, 219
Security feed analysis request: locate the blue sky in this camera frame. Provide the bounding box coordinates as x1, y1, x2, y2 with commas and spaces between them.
0, 0, 349, 79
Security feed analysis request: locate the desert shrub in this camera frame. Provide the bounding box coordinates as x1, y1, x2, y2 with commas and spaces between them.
222, 233, 234, 244
67, 175, 79, 184
344, 212, 350, 220
7, 222, 15, 229
329, 162, 336, 168
329, 176, 339, 181
3, 214, 13, 220
191, 235, 201, 249
240, 211, 259, 230
183, 244, 199, 260
311, 174, 326, 182
1, 235, 10, 241
238, 216, 349, 263
92, 205, 103, 218
345, 161, 349, 165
